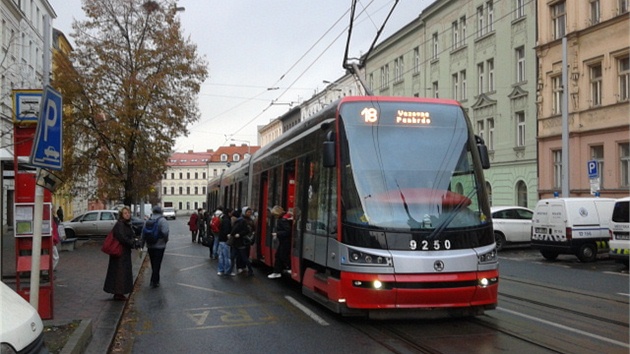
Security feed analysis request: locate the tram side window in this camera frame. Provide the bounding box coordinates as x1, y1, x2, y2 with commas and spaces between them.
305, 157, 336, 235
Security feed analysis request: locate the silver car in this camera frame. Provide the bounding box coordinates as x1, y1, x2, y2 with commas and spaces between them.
63, 210, 118, 239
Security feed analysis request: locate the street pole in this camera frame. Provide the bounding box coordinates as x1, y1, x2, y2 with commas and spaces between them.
561, 37, 569, 197
29, 15, 52, 309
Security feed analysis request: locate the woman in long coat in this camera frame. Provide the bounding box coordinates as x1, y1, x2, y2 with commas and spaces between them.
103, 206, 137, 301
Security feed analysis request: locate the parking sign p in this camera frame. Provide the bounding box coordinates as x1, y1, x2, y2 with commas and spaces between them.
587, 160, 598, 178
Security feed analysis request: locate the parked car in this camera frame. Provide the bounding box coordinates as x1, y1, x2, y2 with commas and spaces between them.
491, 206, 534, 251
63, 210, 118, 239
0, 281, 47, 353
609, 197, 630, 267
163, 207, 176, 220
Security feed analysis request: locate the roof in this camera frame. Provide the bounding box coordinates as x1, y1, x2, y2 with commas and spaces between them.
167, 150, 214, 167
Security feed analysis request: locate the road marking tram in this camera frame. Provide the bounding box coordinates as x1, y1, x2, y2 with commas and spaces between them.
208, 96, 498, 319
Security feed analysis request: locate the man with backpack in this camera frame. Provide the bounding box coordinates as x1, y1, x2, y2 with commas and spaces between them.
142, 206, 169, 288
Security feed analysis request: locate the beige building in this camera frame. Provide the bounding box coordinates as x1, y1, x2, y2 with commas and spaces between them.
536, 0, 629, 199
161, 145, 260, 214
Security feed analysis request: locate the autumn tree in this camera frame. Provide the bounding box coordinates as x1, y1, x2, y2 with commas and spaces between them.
53, 0, 208, 206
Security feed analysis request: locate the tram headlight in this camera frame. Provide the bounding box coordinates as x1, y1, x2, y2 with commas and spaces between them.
478, 277, 498, 288
347, 248, 391, 266
373, 280, 383, 289
477, 249, 497, 264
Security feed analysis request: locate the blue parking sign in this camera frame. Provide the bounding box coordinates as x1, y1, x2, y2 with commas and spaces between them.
587, 160, 598, 179
30, 86, 63, 170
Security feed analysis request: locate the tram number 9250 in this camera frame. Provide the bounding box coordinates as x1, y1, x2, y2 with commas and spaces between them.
410, 239, 452, 251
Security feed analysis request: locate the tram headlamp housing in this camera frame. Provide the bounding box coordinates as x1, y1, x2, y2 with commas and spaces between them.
347, 248, 391, 266
477, 249, 497, 264
478, 277, 498, 288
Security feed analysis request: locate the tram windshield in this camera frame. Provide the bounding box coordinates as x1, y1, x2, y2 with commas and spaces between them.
339, 100, 487, 232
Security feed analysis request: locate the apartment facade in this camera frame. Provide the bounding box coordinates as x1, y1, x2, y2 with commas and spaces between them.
162, 144, 261, 214
536, 0, 629, 199
364, 0, 539, 207
161, 150, 213, 213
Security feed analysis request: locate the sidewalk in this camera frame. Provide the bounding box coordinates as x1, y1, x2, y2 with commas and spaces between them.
44, 239, 145, 353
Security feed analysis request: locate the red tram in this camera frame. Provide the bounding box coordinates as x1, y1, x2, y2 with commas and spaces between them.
208, 96, 498, 319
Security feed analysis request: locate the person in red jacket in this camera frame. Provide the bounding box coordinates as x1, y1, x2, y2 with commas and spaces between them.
188, 210, 199, 243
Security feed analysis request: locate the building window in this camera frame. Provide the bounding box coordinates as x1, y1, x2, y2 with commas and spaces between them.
487, 118, 494, 150
515, 0, 526, 19
452, 73, 459, 100
553, 149, 563, 189
369, 73, 374, 90
477, 62, 485, 94
380, 64, 389, 88
186, 172, 190, 179
432, 81, 439, 98
452, 21, 459, 50
516, 46, 525, 82
220, 154, 228, 162
621, 143, 630, 187
203, 187, 206, 194
194, 172, 198, 179
590, 63, 602, 107
516, 181, 528, 208
194, 186, 198, 195
432, 32, 439, 60
179, 172, 183, 179
552, 75, 563, 114
618, 56, 629, 101
163, 187, 167, 195
186, 187, 191, 195
591, 145, 604, 186
552, 1, 566, 39
590, 0, 600, 25
477, 120, 485, 141
170, 172, 174, 179
460, 70, 467, 100
233, 154, 240, 162
171, 187, 174, 195
413, 47, 420, 74
487, 1, 494, 32
394, 56, 404, 82
477, 6, 485, 37
487, 59, 495, 92
621, 0, 629, 14
179, 186, 183, 195
516, 111, 526, 147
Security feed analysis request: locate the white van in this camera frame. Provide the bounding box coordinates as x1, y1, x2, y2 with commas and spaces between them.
531, 197, 616, 262
609, 196, 630, 266
0, 281, 48, 353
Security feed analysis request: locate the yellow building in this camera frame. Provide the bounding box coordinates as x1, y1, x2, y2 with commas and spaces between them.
536, 0, 629, 199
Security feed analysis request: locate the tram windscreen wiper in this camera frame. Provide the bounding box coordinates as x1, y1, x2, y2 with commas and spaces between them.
395, 180, 422, 229
426, 187, 478, 240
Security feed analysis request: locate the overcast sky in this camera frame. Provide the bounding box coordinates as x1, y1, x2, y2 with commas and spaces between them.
49, 0, 432, 152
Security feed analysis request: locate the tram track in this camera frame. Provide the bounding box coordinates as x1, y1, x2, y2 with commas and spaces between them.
347, 315, 562, 354
498, 276, 629, 328
342, 275, 628, 353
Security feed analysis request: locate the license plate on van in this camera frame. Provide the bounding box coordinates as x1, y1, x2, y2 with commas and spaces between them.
535, 227, 548, 234
615, 232, 630, 240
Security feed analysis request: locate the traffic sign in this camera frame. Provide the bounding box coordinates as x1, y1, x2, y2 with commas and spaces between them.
587, 160, 598, 179
30, 86, 62, 170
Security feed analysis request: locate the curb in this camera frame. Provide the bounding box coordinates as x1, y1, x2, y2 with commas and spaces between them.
60, 319, 92, 354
